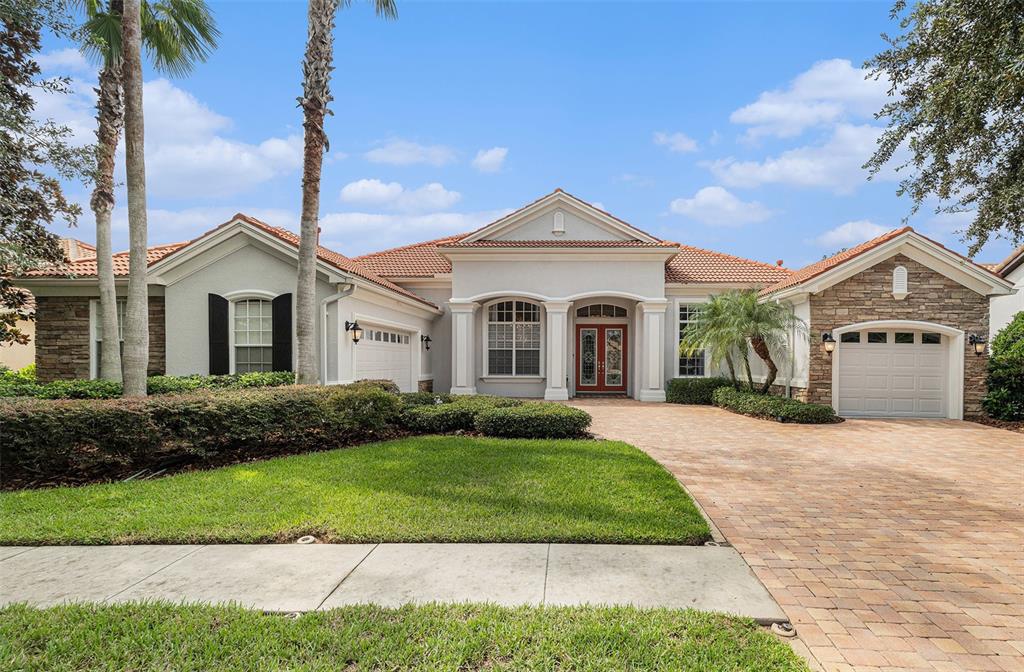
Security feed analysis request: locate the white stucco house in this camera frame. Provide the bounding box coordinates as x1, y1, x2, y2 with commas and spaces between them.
18, 189, 1020, 419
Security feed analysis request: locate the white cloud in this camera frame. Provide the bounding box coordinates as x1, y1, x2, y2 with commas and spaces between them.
365, 139, 456, 166
320, 209, 510, 256
472, 146, 508, 173
708, 123, 889, 194
730, 59, 890, 139
669, 186, 773, 226
813, 219, 890, 248
653, 131, 698, 153
338, 179, 461, 213
35, 74, 303, 198
106, 205, 296, 248
36, 48, 94, 75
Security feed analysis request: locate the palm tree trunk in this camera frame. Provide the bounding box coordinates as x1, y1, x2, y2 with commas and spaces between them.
92, 58, 124, 383
295, 0, 339, 385
120, 0, 149, 397
741, 346, 755, 392
751, 335, 778, 393
724, 352, 738, 388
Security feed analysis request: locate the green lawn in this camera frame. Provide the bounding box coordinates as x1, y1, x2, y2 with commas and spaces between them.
0, 603, 809, 671
0, 436, 709, 545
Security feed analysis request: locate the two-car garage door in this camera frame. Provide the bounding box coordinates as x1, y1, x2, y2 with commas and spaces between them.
354, 326, 414, 392
835, 329, 948, 418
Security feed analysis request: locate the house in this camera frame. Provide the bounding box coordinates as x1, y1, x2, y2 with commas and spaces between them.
17, 189, 1018, 419
989, 244, 1024, 338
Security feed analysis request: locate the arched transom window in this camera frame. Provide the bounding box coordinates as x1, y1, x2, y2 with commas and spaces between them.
487, 300, 541, 376
576, 304, 626, 318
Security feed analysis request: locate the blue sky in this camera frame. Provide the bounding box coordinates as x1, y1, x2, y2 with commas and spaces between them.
36, 0, 1017, 268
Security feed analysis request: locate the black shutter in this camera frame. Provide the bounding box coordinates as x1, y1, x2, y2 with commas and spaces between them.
208, 294, 229, 375
272, 293, 293, 372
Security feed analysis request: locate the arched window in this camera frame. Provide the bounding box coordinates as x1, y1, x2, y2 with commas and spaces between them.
234, 298, 273, 372
576, 304, 626, 318
486, 300, 541, 376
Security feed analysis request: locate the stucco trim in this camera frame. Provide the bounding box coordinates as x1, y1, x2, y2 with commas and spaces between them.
830, 320, 965, 420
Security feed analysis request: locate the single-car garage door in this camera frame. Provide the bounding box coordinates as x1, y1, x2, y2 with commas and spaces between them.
835, 328, 947, 418
355, 326, 414, 392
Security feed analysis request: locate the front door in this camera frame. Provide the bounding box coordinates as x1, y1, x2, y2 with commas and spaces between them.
576, 324, 627, 393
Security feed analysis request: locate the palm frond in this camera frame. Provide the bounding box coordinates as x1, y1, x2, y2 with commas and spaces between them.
141, 0, 219, 76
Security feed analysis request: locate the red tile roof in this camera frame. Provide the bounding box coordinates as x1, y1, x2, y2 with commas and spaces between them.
760, 227, 913, 295
443, 239, 679, 248
23, 242, 187, 277
354, 234, 465, 277
761, 226, 1006, 296
993, 244, 1024, 277
666, 245, 792, 284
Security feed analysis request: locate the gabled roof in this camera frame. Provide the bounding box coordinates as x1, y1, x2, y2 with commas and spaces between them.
761, 226, 1010, 297
354, 234, 464, 278
993, 243, 1024, 277
443, 239, 678, 249
666, 245, 791, 284
460, 188, 663, 244
23, 215, 437, 310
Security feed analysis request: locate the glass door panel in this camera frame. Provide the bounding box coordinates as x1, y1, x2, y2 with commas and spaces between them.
579, 328, 597, 386
605, 328, 623, 387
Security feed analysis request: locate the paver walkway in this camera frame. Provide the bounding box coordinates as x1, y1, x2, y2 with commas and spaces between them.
0, 542, 784, 621
572, 399, 1024, 672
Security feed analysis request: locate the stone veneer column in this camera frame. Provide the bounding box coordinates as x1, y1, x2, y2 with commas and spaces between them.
449, 301, 478, 395
542, 301, 571, 400
637, 300, 668, 402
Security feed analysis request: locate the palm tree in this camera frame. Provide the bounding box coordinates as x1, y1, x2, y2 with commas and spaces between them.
295, 0, 396, 385
79, 0, 218, 382
680, 290, 805, 394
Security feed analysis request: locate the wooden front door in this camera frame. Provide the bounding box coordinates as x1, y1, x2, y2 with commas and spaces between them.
576, 324, 627, 393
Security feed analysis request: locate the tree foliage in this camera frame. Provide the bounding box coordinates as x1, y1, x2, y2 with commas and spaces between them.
0, 0, 94, 345
865, 0, 1024, 255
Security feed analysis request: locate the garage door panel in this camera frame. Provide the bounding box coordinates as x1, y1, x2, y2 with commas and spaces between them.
355, 327, 414, 393
837, 329, 948, 418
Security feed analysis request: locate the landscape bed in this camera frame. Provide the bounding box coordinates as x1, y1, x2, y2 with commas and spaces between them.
0, 436, 709, 545
0, 602, 810, 671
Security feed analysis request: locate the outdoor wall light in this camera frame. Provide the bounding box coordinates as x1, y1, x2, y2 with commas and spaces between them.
968, 333, 987, 356
345, 320, 363, 344
421, 334, 432, 350
822, 332, 836, 355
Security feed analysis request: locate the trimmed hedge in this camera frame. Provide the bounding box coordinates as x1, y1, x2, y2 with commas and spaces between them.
712, 387, 838, 424
0, 385, 402, 483
400, 395, 522, 433
666, 377, 733, 405
0, 371, 296, 399
399, 392, 453, 407
475, 403, 592, 439
982, 312, 1024, 421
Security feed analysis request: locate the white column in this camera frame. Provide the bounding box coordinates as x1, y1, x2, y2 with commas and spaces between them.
449, 301, 478, 395
543, 301, 572, 400
637, 300, 668, 402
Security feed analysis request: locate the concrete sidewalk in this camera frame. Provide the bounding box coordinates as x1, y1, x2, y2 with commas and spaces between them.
0, 543, 786, 622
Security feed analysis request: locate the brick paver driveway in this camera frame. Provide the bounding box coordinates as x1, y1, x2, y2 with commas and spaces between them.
571, 399, 1024, 672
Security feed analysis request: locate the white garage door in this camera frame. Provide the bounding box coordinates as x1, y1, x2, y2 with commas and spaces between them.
355, 327, 414, 392
836, 329, 947, 418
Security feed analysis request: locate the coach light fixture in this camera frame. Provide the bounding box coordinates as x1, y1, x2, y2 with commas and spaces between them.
421, 334, 432, 350
822, 332, 836, 355
968, 333, 986, 356
345, 320, 363, 344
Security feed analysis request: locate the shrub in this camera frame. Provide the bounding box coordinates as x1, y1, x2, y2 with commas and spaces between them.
666, 377, 733, 405
399, 391, 452, 407
0, 364, 41, 398
0, 384, 403, 483
475, 403, 592, 439
712, 387, 838, 424
0, 371, 298, 400
400, 395, 522, 433
982, 312, 1024, 421
35, 379, 123, 400
352, 379, 401, 395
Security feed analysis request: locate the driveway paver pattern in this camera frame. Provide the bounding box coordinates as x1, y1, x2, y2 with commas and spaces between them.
572, 399, 1024, 672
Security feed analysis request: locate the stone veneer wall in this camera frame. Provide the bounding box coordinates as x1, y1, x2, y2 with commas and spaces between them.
806, 254, 989, 416
417, 379, 434, 393
36, 296, 166, 382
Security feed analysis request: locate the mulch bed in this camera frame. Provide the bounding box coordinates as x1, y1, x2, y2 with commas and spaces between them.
966, 415, 1024, 433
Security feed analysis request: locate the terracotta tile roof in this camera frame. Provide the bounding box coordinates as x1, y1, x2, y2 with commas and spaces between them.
666, 245, 792, 284
992, 243, 1024, 276
22, 214, 438, 310
443, 239, 679, 248
354, 234, 466, 277
22, 242, 187, 277
760, 227, 913, 295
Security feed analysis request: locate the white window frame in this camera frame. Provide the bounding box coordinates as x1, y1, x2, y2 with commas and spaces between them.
88, 298, 126, 379
482, 298, 545, 378
675, 298, 709, 378
225, 290, 277, 375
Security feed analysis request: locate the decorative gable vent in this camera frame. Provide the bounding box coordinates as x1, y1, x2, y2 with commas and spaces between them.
552, 210, 565, 236
892, 265, 909, 300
